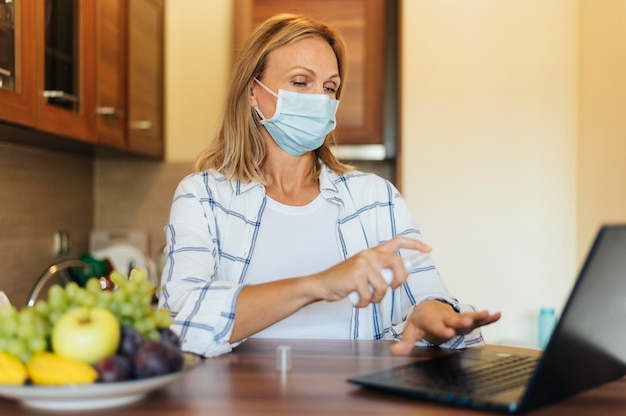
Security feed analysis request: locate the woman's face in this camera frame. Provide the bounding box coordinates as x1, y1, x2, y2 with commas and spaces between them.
250, 35, 341, 121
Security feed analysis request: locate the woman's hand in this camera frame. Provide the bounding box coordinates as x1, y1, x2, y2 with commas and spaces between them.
310, 235, 432, 308
389, 300, 502, 356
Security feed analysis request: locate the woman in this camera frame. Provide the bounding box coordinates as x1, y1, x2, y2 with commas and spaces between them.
159, 14, 500, 357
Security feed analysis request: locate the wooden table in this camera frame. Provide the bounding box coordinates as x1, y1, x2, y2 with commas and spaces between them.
1, 339, 625, 415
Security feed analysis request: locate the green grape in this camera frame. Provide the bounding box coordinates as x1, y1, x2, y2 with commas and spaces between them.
6, 338, 26, 360
112, 288, 127, 303
47, 285, 68, 311
2, 316, 18, 337
133, 319, 147, 334
0, 305, 18, 321
69, 287, 87, 306
129, 268, 148, 282
119, 302, 135, 318
79, 291, 97, 308
138, 280, 154, 297
110, 270, 129, 287
137, 293, 152, 308
127, 292, 141, 307
16, 321, 36, 340
97, 289, 113, 303
27, 337, 47, 354
33, 314, 49, 338
141, 317, 156, 333
33, 299, 50, 318
153, 308, 174, 328
131, 305, 147, 321
106, 300, 120, 317
85, 277, 103, 294
47, 309, 65, 327
144, 329, 160, 341
64, 281, 81, 300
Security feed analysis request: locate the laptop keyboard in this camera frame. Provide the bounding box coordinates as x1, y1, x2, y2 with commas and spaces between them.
393, 354, 538, 397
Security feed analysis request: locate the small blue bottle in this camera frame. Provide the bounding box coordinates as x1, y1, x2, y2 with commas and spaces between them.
538, 307, 557, 349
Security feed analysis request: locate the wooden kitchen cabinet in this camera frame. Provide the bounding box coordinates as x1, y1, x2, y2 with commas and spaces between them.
95, 0, 164, 158
0, 0, 96, 142
94, 0, 164, 158
0, 0, 164, 158
95, 0, 127, 149
126, 0, 164, 158
234, 0, 398, 155
36, 0, 96, 142
0, 0, 37, 127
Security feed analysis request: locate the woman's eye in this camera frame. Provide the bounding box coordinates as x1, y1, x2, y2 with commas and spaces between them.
292, 81, 307, 87
324, 86, 337, 94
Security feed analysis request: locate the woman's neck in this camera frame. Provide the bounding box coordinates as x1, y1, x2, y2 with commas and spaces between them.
261, 152, 319, 206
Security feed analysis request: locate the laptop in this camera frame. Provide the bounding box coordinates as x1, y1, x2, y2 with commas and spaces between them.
348, 225, 626, 413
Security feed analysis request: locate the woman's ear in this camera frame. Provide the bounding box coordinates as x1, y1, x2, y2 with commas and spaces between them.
249, 83, 259, 108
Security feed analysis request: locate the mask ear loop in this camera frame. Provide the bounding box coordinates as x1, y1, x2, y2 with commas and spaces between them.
253, 106, 267, 121
251, 79, 269, 121
254, 78, 278, 98
253, 78, 280, 122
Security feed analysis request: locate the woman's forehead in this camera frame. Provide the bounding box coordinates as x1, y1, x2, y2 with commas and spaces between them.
264, 36, 339, 77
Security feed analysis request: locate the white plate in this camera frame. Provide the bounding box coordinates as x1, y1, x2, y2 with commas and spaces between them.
0, 354, 200, 411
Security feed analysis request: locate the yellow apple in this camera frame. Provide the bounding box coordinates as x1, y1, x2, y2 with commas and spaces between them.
51, 307, 120, 364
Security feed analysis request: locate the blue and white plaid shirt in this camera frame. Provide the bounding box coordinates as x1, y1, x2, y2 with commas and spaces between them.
159, 163, 485, 357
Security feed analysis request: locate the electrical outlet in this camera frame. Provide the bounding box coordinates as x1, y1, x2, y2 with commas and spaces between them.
52, 230, 71, 257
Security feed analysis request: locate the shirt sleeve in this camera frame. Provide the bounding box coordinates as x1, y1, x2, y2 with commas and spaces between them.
158, 176, 244, 357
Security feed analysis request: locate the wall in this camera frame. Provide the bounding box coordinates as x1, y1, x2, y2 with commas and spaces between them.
401, 0, 578, 346
578, 0, 626, 258
164, 0, 233, 161
0, 141, 93, 307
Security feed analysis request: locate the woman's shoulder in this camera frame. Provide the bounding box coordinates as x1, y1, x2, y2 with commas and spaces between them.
329, 167, 397, 192
176, 170, 263, 198
176, 170, 226, 191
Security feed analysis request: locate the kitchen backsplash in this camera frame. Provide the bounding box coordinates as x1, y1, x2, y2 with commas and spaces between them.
0, 141, 93, 307
94, 157, 194, 271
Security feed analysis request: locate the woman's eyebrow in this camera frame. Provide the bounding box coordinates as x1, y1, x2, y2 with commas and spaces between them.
288, 66, 340, 81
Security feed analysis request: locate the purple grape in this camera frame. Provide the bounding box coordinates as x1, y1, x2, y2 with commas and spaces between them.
133, 340, 183, 379
158, 327, 181, 347
118, 326, 145, 357
93, 355, 134, 382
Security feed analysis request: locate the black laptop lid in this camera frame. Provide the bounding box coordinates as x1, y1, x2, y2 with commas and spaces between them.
520, 225, 626, 411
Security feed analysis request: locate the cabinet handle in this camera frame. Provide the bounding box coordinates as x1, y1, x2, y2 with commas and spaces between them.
96, 107, 124, 118
129, 121, 153, 130
43, 90, 79, 103
0, 67, 11, 77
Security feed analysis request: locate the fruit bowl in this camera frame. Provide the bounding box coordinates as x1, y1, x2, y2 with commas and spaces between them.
0, 352, 201, 411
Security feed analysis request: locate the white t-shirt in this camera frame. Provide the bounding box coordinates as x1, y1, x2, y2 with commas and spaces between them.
245, 193, 353, 339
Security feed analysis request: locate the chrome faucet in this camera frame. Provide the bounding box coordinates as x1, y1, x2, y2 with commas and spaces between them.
27, 259, 89, 307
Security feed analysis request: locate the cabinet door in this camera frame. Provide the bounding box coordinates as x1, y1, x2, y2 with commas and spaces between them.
0, 0, 37, 126
35, 0, 96, 142
95, 0, 127, 149
127, 0, 164, 158
234, 0, 387, 147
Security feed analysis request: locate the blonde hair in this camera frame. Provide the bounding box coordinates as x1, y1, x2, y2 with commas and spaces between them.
194, 13, 354, 182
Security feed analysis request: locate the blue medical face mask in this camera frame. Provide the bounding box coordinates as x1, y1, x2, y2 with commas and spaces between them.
253, 78, 340, 156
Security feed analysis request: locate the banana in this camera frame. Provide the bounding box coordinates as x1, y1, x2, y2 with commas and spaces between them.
26, 352, 98, 385
0, 352, 27, 385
